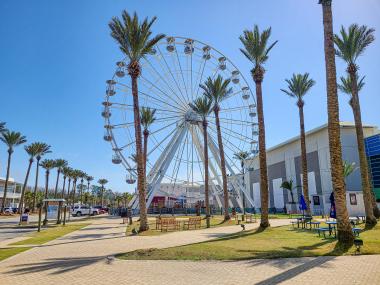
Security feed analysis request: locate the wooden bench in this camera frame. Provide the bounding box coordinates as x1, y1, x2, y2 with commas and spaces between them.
155, 216, 162, 230
245, 214, 256, 223
235, 214, 242, 225
183, 216, 202, 230
161, 217, 180, 232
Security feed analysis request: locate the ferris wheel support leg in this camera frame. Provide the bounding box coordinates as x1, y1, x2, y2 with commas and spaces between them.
205, 130, 255, 208
190, 126, 223, 209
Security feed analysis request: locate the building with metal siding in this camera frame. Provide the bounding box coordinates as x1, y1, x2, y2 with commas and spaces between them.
365, 134, 380, 200
245, 122, 379, 216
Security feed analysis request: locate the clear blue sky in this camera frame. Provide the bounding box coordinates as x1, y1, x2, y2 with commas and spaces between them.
0, 0, 379, 193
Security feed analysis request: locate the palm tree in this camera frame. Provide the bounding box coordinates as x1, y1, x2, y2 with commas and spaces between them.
40, 159, 56, 225
233, 151, 250, 218
281, 73, 316, 215
109, 11, 165, 232
190, 96, 213, 228
86, 175, 94, 200
64, 167, 73, 203
200, 75, 233, 221
18, 143, 42, 215
339, 75, 380, 219
98, 179, 108, 207
53, 159, 67, 198
31, 143, 51, 212
319, 0, 353, 245
0, 131, 27, 212
140, 107, 156, 181
334, 24, 378, 224
280, 179, 299, 204
70, 170, 82, 205
343, 161, 357, 179
61, 166, 72, 200
78, 171, 87, 203
239, 25, 277, 228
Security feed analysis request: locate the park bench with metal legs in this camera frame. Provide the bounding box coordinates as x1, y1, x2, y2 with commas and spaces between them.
317, 227, 336, 239
306, 221, 321, 230
183, 216, 202, 230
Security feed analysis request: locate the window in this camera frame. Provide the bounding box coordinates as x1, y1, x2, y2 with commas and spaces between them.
312, 196, 320, 206
349, 193, 357, 205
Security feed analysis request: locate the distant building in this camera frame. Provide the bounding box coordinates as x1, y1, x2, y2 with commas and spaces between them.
0, 177, 23, 208
245, 122, 379, 216
365, 134, 380, 202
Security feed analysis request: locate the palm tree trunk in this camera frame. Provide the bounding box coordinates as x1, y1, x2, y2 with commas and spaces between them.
72, 180, 77, 206
320, 0, 353, 245
61, 176, 66, 199
203, 120, 211, 228
130, 65, 148, 232
67, 178, 71, 205
43, 170, 49, 225
215, 108, 230, 220
143, 130, 148, 184
18, 159, 33, 214
298, 103, 311, 215
101, 185, 104, 207
348, 68, 377, 224
31, 157, 40, 212
253, 72, 270, 228
54, 169, 60, 198
1, 151, 12, 213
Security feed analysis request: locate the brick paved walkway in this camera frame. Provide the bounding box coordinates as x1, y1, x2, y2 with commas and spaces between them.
1, 216, 379, 284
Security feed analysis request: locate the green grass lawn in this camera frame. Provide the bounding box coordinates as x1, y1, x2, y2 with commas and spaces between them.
11, 223, 90, 245
118, 223, 380, 261
0, 247, 31, 261
126, 215, 238, 236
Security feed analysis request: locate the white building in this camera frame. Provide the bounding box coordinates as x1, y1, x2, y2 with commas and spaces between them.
0, 177, 22, 208
245, 122, 379, 216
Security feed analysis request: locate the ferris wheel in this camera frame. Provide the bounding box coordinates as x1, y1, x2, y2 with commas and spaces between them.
102, 36, 258, 209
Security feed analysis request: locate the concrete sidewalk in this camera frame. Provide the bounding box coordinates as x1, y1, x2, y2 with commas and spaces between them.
1, 216, 379, 284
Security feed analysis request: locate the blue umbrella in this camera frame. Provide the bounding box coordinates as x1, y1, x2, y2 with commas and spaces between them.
299, 194, 307, 215
329, 192, 336, 219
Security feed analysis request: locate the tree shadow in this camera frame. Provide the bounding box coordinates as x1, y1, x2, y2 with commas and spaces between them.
6, 256, 108, 275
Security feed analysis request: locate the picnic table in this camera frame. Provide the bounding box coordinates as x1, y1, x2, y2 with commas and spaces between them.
326, 221, 337, 237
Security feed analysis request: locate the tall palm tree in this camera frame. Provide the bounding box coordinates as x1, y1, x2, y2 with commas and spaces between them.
338, 74, 380, 220
0, 131, 27, 212
281, 73, 316, 215
200, 75, 233, 221
190, 96, 213, 228
98, 179, 108, 208
61, 166, 72, 200
233, 151, 250, 218
40, 159, 56, 225
239, 25, 277, 228
64, 167, 73, 203
70, 170, 81, 205
79, 171, 87, 203
53, 159, 67, 198
31, 143, 51, 212
18, 143, 42, 215
86, 175, 94, 200
334, 24, 378, 224
319, 0, 353, 245
140, 107, 156, 181
109, 11, 165, 232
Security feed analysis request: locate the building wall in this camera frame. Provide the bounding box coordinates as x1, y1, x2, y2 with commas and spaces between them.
246, 123, 379, 216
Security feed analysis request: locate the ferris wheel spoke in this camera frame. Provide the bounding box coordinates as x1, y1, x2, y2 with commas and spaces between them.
110, 103, 180, 115
170, 132, 187, 185
117, 82, 186, 113
219, 106, 249, 113
142, 58, 189, 109
139, 75, 188, 111
173, 46, 190, 102
207, 121, 252, 142
194, 58, 207, 98
156, 45, 190, 107
215, 117, 253, 126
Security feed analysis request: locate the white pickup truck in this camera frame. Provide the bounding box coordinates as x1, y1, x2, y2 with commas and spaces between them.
72, 205, 99, 216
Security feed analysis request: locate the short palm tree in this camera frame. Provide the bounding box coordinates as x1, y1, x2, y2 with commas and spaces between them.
200, 75, 233, 221
53, 159, 67, 198
0, 131, 27, 212
280, 179, 299, 204
61, 166, 72, 200
335, 24, 378, 225
70, 170, 82, 205
31, 143, 51, 212
40, 159, 56, 225
79, 171, 87, 203
319, 0, 353, 245
190, 96, 213, 228
18, 143, 42, 215
109, 11, 165, 231
281, 73, 315, 215
239, 25, 277, 228
140, 107, 156, 181
233, 151, 250, 218
98, 179, 108, 207
343, 161, 357, 179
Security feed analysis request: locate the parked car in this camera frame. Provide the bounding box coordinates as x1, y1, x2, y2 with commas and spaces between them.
72, 205, 99, 217
4, 207, 14, 214
93, 206, 108, 214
